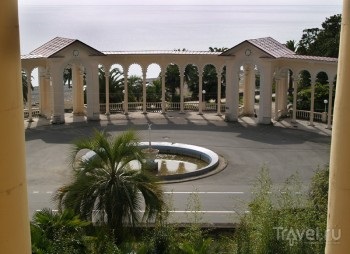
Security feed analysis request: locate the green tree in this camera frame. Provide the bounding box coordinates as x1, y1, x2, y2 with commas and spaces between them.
202, 64, 218, 102
128, 75, 143, 102
99, 67, 124, 103
55, 130, 164, 242
165, 64, 180, 102
296, 14, 341, 57
285, 40, 297, 52
208, 47, 228, 52
147, 79, 162, 102
184, 64, 199, 100
31, 208, 90, 254
63, 67, 72, 88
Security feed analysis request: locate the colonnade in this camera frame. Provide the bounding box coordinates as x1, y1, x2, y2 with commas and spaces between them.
289, 71, 336, 128
23, 61, 336, 128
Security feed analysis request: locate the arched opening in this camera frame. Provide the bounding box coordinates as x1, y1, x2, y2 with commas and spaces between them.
240, 64, 260, 119
128, 64, 143, 111
165, 64, 180, 110
184, 64, 199, 110
315, 71, 329, 113
296, 70, 312, 112
62, 63, 86, 117
146, 63, 161, 111
99, 64, 124, 114
202, 64, 218, 112
273, 67, 291, 119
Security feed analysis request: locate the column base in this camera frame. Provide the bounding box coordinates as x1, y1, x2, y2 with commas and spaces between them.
224, 113, 237, 122
142, 112, 148, 115
87, 112, 100, 121
105, 112, 110, 116
51, 114, 65, 124
258, 117, 272, 125
73, 112, 85, 116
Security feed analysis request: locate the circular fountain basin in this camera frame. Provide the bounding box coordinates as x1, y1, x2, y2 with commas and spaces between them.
138, 142, 220, 181
78, 142, 221, 182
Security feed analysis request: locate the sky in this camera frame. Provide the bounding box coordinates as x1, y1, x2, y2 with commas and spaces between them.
19, 0, 343, 81
19, 0, 342, 5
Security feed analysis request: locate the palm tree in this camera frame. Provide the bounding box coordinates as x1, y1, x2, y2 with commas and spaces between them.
128, 75, 143, 102
31, 208, 90, 253
285, 40, 297, 52
99, 67, 125, 103
55, 130, 164, 242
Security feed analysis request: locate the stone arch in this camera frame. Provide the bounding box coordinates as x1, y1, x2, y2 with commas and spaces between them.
314, 71, 330, 113
202, 64, 218, 103
316, 71, 329, 85
110, 64, 125, 102
126, 63, 143, 107
184, 63, 199, 102
145, 63, 161, 103
296, 69, 312, 111
238, 63, 261, 118
274, 67, 293, 118
165, 63, 181, 103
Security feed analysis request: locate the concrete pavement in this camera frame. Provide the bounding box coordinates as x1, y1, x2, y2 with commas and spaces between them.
25, 112, 332, 224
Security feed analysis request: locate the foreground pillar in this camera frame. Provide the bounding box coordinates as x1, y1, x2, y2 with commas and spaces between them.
325, 1, 350, 252
0, 1, 31, 253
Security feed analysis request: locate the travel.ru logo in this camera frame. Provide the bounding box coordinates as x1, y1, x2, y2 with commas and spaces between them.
273, 227, 341, 246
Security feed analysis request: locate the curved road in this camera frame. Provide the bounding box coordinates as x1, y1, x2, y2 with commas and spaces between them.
25, 113, 331, 225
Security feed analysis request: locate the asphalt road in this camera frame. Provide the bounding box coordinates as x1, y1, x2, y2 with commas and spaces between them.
25, 114, 331, 224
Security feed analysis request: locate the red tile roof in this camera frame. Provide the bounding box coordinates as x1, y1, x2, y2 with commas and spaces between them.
30, 37, 76, 58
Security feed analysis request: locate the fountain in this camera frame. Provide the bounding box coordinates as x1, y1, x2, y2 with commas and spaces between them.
80, 124, 223, 182
141, 123, 159, 172
137, 123, 222, 181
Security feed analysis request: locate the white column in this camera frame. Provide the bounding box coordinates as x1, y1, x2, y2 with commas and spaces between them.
325, 1, 350, 252
0, 1, 31, 251
105, 70, 110, 115
198, 67, 203, 115
258, 63, 273, 124
142, 71, 147, 114
217, 68, 222, 115
224, 63, 239, 121
86, 66, 100, 121
72, 64, 78, 115
26, 70, 33, 122
50, 66, 65, 124
123, 73, 129, 115
292, 78, 297, 123
327, 82, 334, 129
39, 67, 49, 118
309, 75, 316, 126
280, 71, 289, 116
180, 67, 185, 113
161, 71, 166, 114
78, 67, 85, 114
274, 78, 279, 121
243, 65, 255, 116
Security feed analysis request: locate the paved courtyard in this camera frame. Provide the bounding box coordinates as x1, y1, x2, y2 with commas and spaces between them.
25, 112, 332, 225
